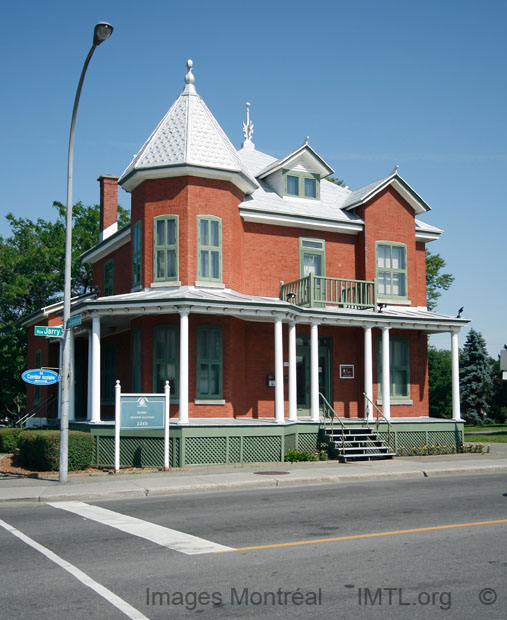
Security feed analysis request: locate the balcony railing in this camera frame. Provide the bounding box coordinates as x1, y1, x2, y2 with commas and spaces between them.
280, 273, 377, 310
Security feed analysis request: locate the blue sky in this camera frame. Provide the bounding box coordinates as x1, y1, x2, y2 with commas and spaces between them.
1, 0, 505, 355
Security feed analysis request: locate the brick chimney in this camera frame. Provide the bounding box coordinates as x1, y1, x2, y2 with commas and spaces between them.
98, 175, 119, 241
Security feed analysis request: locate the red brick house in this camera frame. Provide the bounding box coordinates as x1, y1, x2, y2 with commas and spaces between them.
24, 61, 469, 465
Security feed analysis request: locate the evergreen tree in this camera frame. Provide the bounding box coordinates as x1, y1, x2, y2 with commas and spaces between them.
460, 329, 493, 424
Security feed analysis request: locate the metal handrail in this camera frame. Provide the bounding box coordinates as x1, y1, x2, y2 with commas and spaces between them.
16, 395, 57, 427
319, 392, 346, 452
363, 392, 392, 450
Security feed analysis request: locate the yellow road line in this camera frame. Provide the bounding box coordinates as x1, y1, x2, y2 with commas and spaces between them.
218, 519, 507, 553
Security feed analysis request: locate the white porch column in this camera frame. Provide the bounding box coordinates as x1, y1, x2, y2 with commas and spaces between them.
274, 317, 284, 423
69, 329, 75, 422
87, 330, 92, 420
288, 320, 297, 422
179, 310, 189, 424
381, 326, 391, 420
310, 321, 320, 422
91, 317, 101, 423
451, 330, 461, 421
364, 325, 374, 420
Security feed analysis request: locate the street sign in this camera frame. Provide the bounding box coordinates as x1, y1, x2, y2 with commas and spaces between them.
120, 395, 166, 429
34, 325, 63, 338
22, 368, 60, 386
68, 314, 82, 328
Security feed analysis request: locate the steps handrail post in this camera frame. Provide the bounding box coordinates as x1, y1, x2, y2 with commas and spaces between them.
363, 391, 392, 450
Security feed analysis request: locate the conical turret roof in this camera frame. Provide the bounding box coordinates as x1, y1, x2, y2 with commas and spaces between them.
119, 61, 258, 194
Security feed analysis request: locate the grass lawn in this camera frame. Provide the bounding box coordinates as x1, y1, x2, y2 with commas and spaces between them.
464, 434, 507, 443
464, 424, 507, 431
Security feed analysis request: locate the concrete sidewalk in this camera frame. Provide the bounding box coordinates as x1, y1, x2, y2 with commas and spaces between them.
1, 443, 506, 503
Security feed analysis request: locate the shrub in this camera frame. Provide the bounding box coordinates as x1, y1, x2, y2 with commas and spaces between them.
0, 428, 21, 453
285, 449, 318, 462
18, 430, 93, 471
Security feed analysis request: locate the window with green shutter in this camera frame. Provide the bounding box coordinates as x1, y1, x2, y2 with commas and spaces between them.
153, 216, 178, 281
377, 336, 410, 399
104, 259, 114, 296
101, 342, 116, 404
376, 242, 407, 299
153, 325, 178, 397
197, 216, 222, 282
197, 326, 222, 399
132, 221, 142, 287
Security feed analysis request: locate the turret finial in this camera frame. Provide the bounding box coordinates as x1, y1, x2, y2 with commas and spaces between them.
183, 59, 196, 94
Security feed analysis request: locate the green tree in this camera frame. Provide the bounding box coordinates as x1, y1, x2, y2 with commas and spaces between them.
0, 202, 130, 422
326, 176, 345, 186
489, 345, 507, 422
426, 249, 454, 311
428, 346, 452, 418
460, 329, 493, 424
53, 201, 130, 294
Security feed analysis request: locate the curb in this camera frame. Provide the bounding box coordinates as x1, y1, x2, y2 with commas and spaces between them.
1, 464, 506, 503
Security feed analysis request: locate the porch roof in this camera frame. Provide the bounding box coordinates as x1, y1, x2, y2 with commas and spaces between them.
71, 285, 469, 338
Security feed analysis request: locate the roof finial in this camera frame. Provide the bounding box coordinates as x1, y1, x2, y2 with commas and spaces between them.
391, 164, 399, 174
242, 101, 255, 149
304, 136, 309, 145
183, 59, 196, 94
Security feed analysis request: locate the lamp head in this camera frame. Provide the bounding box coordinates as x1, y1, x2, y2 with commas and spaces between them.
93, 22, 114, 46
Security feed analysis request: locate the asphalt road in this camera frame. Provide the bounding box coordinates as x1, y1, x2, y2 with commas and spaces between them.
1, 474, 506, 619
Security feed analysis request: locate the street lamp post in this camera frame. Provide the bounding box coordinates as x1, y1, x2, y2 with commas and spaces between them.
60, 22, 113, 483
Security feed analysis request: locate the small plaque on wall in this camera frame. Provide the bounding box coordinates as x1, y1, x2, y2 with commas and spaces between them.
340, 364, 354, 379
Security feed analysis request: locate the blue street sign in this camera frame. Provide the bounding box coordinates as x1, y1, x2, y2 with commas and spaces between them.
22, 369, 60, 386
68, 314, 82, 328
120, 395, 165, 430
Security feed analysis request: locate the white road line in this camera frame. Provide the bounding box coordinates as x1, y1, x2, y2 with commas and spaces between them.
48, 501, 234, 555
0, 518, 149, 620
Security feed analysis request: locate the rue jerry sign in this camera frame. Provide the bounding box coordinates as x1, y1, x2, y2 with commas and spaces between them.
34, 325, 63, 338
120, 395, 165, 430
22, 369, 60, 386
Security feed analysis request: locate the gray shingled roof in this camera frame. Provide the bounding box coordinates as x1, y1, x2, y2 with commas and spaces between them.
118, 81, 257, 193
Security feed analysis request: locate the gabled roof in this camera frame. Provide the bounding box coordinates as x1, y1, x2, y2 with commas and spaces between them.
119, 61, 258, 195
256, 142, 334, 180
341, 171, 431, 215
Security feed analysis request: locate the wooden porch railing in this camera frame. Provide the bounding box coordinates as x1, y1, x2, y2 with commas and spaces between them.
281, 273, 377, 310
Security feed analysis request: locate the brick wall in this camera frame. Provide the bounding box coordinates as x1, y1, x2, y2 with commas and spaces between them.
356, 186, 426, 306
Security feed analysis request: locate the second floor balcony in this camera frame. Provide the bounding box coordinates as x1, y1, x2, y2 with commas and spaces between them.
280, 273, 377, 310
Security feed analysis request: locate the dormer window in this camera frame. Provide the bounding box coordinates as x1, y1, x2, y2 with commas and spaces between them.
283, 170, 320, 200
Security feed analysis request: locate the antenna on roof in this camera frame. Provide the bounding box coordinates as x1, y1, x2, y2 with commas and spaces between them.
242, 102, 254, 149
391, 164, 399, 174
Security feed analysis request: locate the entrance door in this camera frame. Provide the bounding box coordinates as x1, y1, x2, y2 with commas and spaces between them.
296, 336, 331, 415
